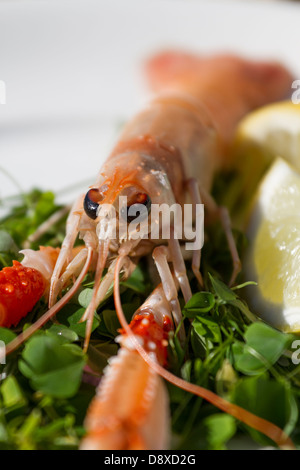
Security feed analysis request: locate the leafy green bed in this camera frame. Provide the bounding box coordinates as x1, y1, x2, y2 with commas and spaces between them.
0, 188, 300, 450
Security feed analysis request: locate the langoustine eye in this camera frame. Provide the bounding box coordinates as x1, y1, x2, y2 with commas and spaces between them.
83, 188, 104, 220
121, 192, 151, 223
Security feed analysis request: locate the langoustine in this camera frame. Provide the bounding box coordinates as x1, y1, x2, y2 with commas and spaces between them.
0, 51, 295, 449
80, 284, 173, 450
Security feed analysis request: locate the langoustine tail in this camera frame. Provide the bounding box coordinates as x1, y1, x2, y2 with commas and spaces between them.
80, 348, 170, 450
145, 50, 294, 148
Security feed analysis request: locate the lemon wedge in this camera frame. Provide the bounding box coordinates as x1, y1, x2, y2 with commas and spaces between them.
244, 157, 300, 332
229, 101, 300, 226
235, 101, 300, 168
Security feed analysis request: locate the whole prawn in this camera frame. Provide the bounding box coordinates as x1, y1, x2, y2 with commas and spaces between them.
0, 51, 294, 449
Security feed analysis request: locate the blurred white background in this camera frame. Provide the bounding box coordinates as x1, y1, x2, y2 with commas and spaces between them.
0, 0, 300, 208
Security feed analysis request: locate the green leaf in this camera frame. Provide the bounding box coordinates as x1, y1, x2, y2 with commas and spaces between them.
208, 274, 257, 322
190, 327, 206, 358
33, 414, 75, 441
46, 325, 79, 344
193, 316, 222, 343
120, 265, 149, 293
208, 273, 236, 302
18, 334, 86, 398
231, 375, 298, 445
99, 304, 134, 338
0, 189, 63, 248
56, 304, 100, 338
0, 376, 27, 409
100, 309, 121, 338
0, 230, 18, 253
67, 307, 99, 338
232, 322, 293, 375
204, 414, 236, 449
232, 342, 262, 375
19, 409, 42, 439
78, 289, 93, 309
245, 322, 292, 362
181, 360, 192, 382
32, 191, 56, 225
0, 327, 17, 345
169, 333, 185, 366
183, 292, 215, 317
228, 298, 257, 322
0, 422, 8, 443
